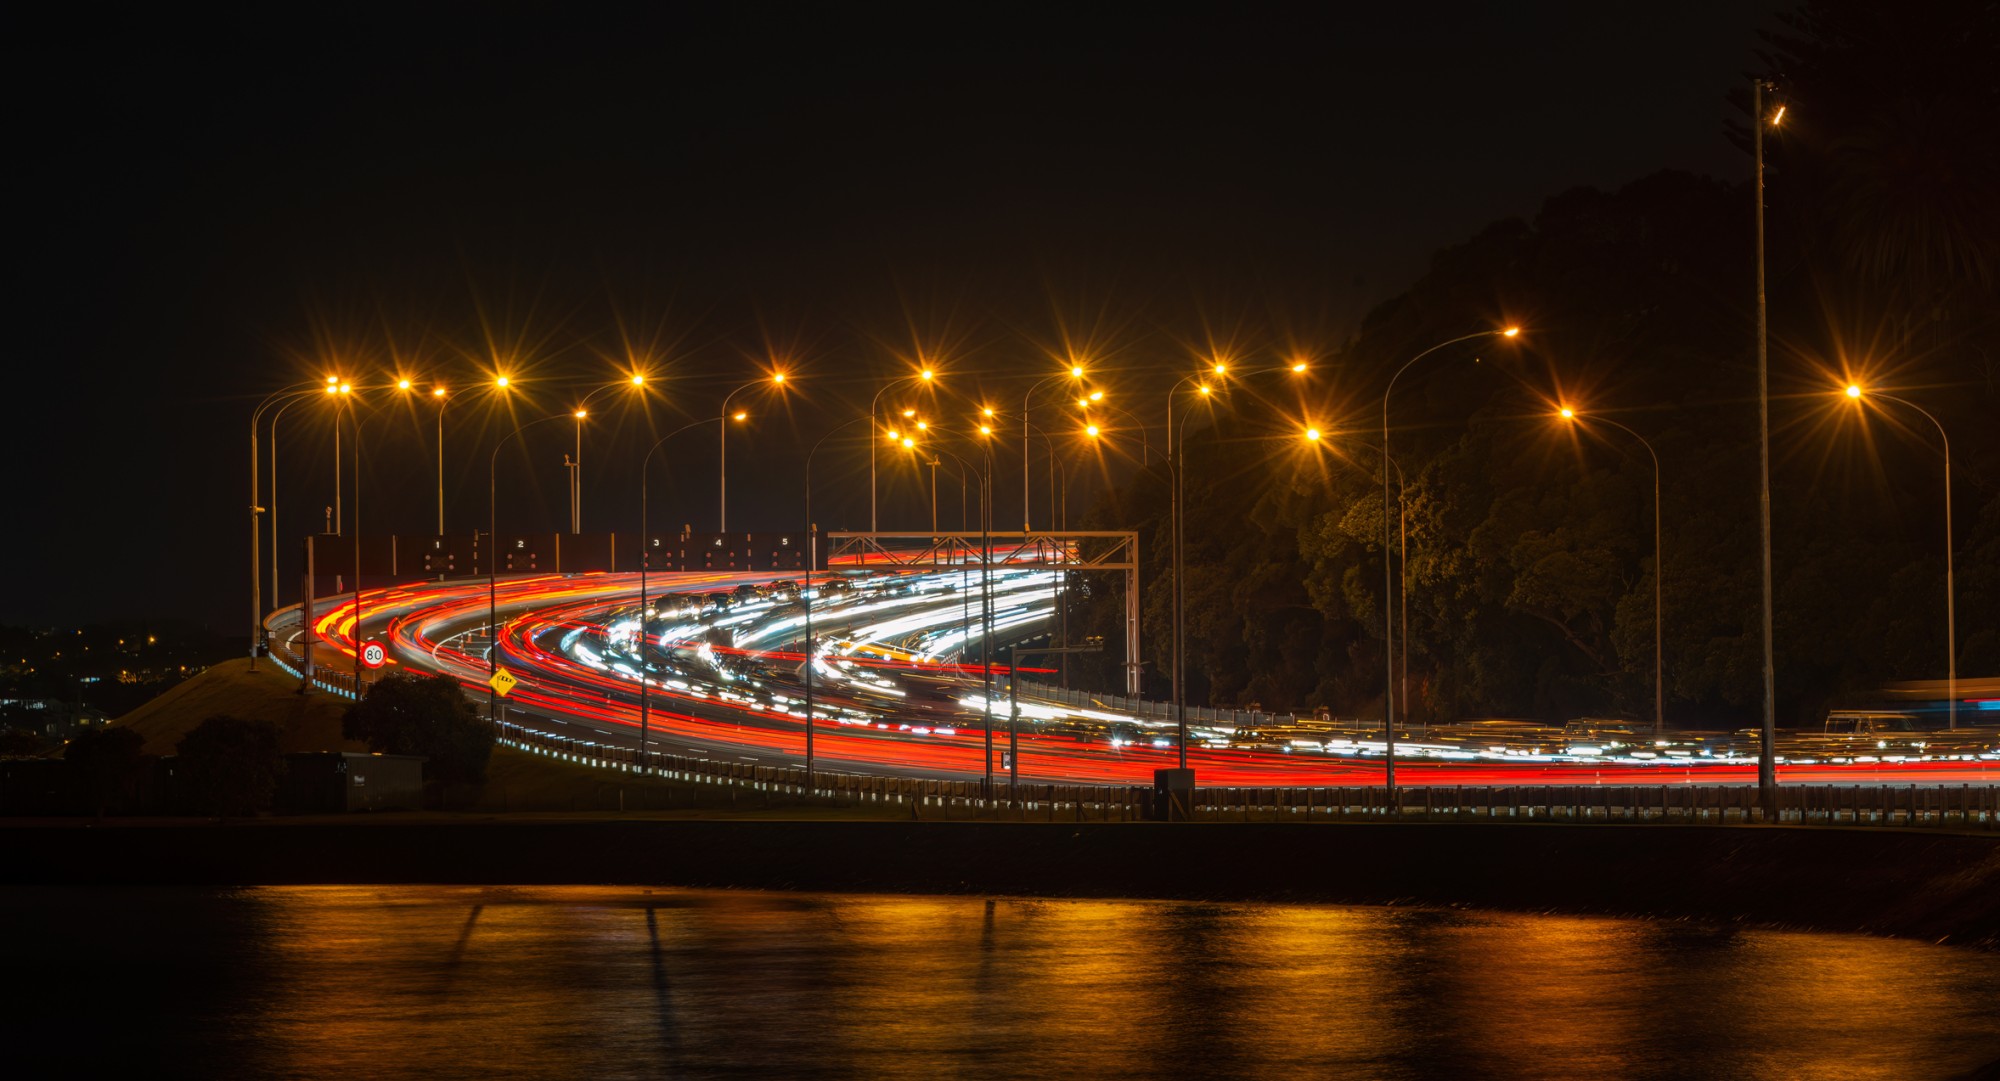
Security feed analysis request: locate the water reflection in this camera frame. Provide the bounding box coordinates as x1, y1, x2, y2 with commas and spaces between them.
3, 887, 1995, 1080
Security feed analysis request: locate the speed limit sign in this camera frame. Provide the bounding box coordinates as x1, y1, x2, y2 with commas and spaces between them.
359, 640, 388, 669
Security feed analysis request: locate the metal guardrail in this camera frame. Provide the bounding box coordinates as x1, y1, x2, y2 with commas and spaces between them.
1192, 782, 1999, 827
495, 722, 1154, 818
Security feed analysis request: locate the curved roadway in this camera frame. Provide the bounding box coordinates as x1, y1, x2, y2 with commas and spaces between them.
272, 566, 1999, 787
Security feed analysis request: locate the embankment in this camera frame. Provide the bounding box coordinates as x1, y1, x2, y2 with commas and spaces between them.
5, 818, 1996, 946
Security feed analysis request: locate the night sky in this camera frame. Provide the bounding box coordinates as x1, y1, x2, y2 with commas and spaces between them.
10, 3, 1787, 630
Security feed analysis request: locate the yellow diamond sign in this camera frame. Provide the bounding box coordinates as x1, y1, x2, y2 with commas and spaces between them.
488, 667, 518, 697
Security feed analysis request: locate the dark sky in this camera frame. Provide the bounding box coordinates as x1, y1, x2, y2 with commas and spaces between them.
9, 2, 1788, 631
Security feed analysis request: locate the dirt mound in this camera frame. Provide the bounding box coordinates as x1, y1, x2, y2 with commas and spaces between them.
114, 658, 363, 755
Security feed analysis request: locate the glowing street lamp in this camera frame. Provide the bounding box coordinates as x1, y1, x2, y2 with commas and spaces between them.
721, 372, 787, 532
1377, 325, 1520, 798
1557, 405, 1665, 734
1752, 77, 1786, 813
1021, 363, 1087, 530
637, 416, 728, 764
869, 367, 937, 531
1842, 383, 1958, 729
488, 413, 574, 719
1160, 359, 1309, 785
248, 379, 333, 670
568, 377, 650, 534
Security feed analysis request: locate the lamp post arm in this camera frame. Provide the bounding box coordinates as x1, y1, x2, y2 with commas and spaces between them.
1878, 394, 1956, 730
1589, 415, 1665, 735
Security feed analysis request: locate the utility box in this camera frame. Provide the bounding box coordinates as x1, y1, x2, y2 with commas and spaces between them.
279, 752, 426, 813
1151, 767, 1195, 821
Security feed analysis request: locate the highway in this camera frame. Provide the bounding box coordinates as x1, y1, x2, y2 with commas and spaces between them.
268, 565, 2000, 787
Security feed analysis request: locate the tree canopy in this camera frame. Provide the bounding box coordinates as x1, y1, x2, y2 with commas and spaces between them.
1072, 3, 1998, 726
343, 673, 494, 790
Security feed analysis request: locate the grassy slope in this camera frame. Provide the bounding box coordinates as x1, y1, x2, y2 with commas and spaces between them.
114, 658, 362, 756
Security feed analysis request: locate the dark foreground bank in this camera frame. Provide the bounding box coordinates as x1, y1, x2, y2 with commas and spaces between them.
5, 819, 1996, 947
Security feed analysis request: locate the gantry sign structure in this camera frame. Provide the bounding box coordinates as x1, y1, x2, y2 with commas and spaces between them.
826, 530, 1142, 695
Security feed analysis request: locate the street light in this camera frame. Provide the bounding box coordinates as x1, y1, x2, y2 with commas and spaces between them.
1753, 77, 1784, 814
637, 417, 728, 764
488, 413, 573, 721
570, 376, 649, 534
1165, 370, 1218, 773
1085, 403, 1153, 464
1558, 405, 1666, 735
1843, 384, 1958, 729
800, 416, 877, 789
1300, 427, 1415, 732
1163, 361, 1307, 777
721, 372, 787, 532
1377, 326, 1519, 799
870, 367, 936, 532
430, 386, 449, 536
1021, 364, 1086, 530
920, 424, 1000, 797
249, 380, 327, 668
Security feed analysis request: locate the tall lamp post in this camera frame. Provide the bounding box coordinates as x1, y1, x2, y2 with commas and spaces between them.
638, 416, 730, 764
1021, 365, 1085, 530
347, 379, 421, 695
568, 375, 647, 534
264, 385, 348, 615
1753, 78, 1784, 813
720, 372, 785, 532
488, 413, 575, 720
1844, 384, 1957, 729
928, 427, 998, 797
800, 416, 875, 788
249, 380, 328, 668
1558, 406, 1666, 735
1300, 433, 1412, 725
431, 385, 449, 534
868, 368, 932, 532
1379, 327, 1518, 798
1166, 370, 1221, 771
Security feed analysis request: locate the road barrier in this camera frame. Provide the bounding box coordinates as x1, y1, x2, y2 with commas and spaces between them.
494, 722, 1155, 820
494, 720, 1998, 828
1191, 782, 1999, 827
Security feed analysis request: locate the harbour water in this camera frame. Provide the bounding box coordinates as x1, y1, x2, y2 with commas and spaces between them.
4, 886, 1996, 1079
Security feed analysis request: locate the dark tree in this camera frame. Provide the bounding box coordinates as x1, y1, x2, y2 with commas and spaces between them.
176, 715, 282, 817
343, 673, 494, 792
63, 725, 147, 815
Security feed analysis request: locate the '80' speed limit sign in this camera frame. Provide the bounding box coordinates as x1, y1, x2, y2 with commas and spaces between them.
359, 640, 388, 670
